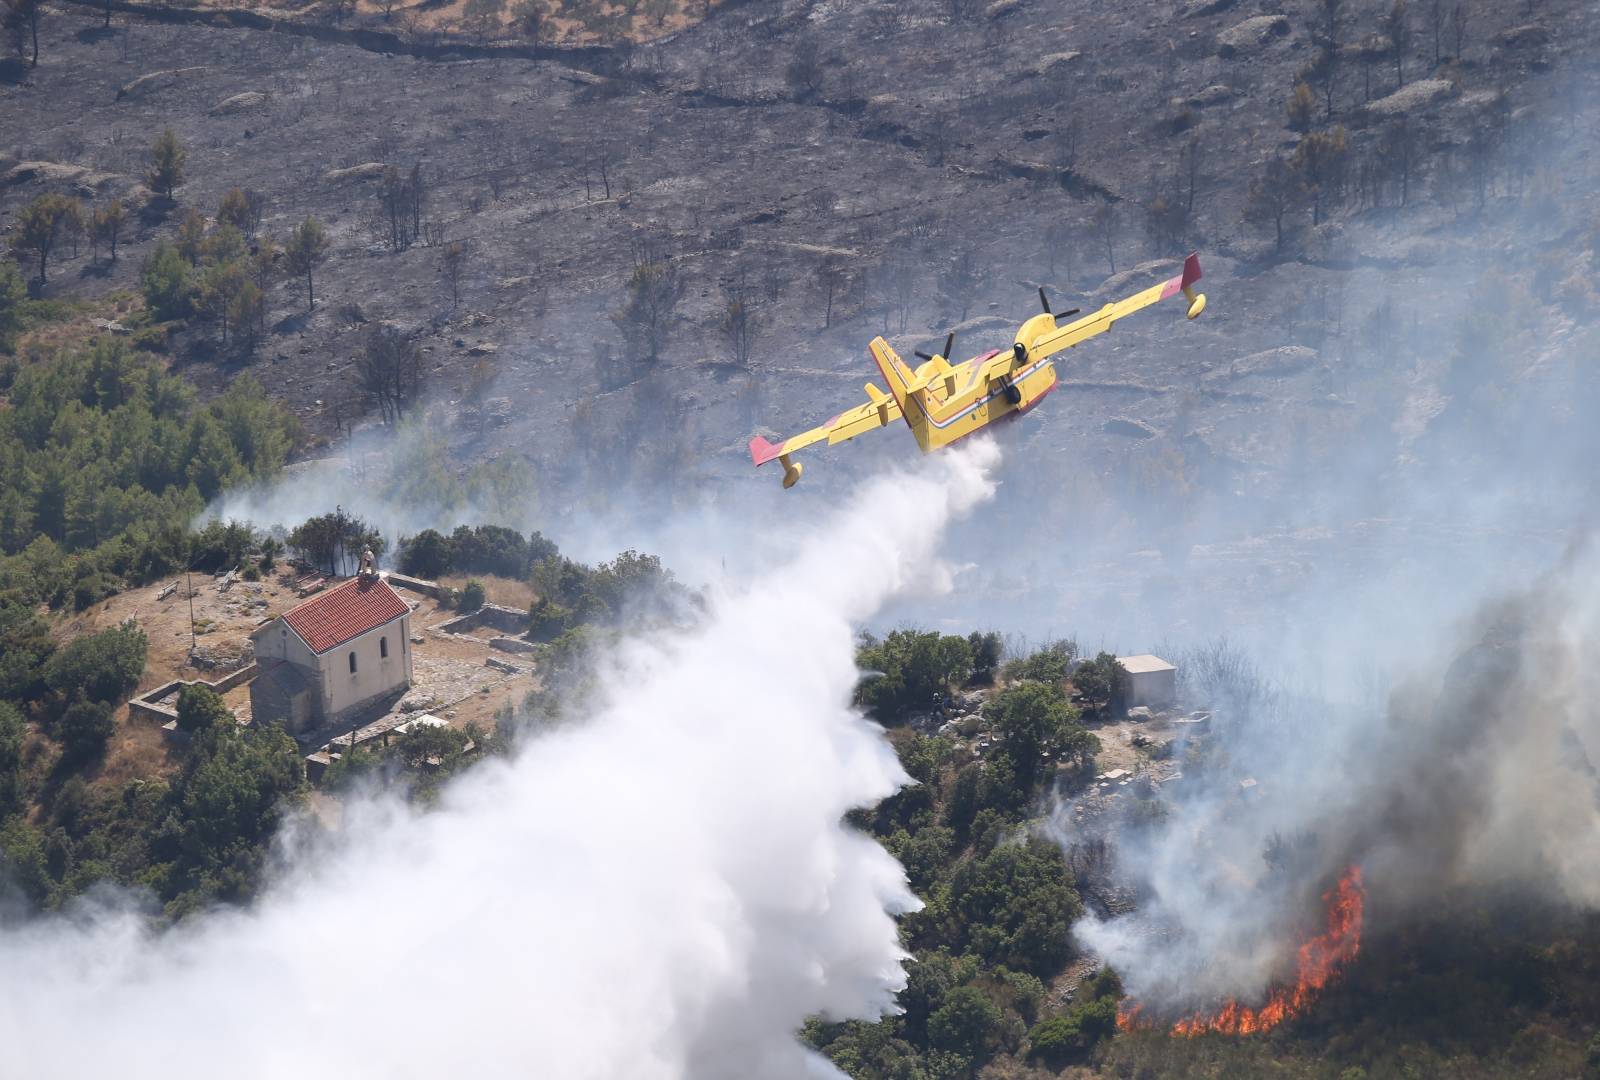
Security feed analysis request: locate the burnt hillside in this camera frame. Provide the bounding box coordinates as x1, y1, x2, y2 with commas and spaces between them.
2, 0, 1597, 605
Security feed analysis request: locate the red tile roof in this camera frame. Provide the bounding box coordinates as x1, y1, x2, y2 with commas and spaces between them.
281, 575, 409, 654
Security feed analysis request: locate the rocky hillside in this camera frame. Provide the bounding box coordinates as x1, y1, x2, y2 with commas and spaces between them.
2, 0, 1597, 634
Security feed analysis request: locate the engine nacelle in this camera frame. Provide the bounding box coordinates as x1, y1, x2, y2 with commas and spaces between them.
1013, 312, 1058, 359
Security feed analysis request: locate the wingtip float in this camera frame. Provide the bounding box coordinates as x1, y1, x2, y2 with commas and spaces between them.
750, 252, 1207, 488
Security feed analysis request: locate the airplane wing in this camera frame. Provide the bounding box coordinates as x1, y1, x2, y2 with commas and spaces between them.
749, 383, 903, 486
1020, 252, 1205, 363
752, 253, 1206, 487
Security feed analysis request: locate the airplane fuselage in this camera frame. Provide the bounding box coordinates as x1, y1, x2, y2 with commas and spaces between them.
871, 346, 1058, 452
749, 253, 1205, 487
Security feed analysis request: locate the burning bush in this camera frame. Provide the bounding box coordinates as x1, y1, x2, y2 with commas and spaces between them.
1119, 866, 1365, 1036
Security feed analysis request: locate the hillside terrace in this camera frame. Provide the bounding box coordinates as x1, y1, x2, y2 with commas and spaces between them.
68, 567, 536, 779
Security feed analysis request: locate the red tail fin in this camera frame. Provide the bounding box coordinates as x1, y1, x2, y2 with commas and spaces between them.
1181, 251, 1203, 289
749, 435, 786, 467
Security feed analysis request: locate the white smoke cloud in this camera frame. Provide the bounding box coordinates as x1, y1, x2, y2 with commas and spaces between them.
1069, 538, 1600, 1014
2, 441, 1001, 1080
200, 415, 802, 585
202, 417, 542, 555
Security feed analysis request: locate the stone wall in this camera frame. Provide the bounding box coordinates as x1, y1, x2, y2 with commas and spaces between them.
434, 603, 528, 637
127, 663, 260, 725
384, 572, 444, 599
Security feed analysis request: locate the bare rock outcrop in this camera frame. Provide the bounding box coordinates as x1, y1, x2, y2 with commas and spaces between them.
324, 162, 389, 183
1094, 259, 1181, 298
1206, 345, 1319, 382
116, 66, 208, 101
1104, 416, 1159, 438
1186, 84, 1234, 107
1217, 15, 1289, 57
1492, 23, 1551, 48
3, 161, 145, 204
1033, 51, 1081, 74
211, 91, 269, 115
1183, 0, 1239, 16
1365, 78, 1455, 117
5, 161, 94, 186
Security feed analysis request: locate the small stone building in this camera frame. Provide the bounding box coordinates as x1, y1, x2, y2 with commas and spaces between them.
249, 574, 413, 735
1116, 654, 1177, 709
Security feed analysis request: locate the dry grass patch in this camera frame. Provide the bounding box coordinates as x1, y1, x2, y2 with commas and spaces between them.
437, 572, 535, 611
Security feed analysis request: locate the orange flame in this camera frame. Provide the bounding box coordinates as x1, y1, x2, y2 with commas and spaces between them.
1117, 865, 1364, 1037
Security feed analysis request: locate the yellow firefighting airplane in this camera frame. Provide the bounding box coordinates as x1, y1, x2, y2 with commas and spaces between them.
750, 253, 1207, 488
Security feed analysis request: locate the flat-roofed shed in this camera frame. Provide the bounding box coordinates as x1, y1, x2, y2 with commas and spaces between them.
1116, 654, 1177, 709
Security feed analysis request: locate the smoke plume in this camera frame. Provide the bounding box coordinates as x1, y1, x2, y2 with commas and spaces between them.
1, 442, 1001, 1079
1073, 536, 1600, 1013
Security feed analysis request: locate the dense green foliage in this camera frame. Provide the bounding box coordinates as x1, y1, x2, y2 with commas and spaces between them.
856, 629, 975, 722
42, 622, 147, 706
814, 667, 1102, 1079
0, 592, 53, 701
397, 523, 559, 580
528, 556, 606, 636
527, 548, 684, 639
1002, 638, 1077, 684
189, 518, 266, 574
0, 260, 25, 351
140, 240, 194, 321
823, 637, 1600, 1080
0, 617, 149, 770
946, 838, 1083, 976
457, 578, 487, 612
927, 985, 1004, 1060
324, 721, 487, 804
1072, 650, 1130, 714
176, 683, 231, 733
138, 186, 279, 349
170, 721, 305, 907
396, 527, 452, 577
967, 631, 1003, 685
0, 700, 24, 814
985, 682, 1099, 792
0, 323, 306, 916
55, 697, 115, 766
287, 507, 384, 576
0, 701, 306, 915
1029, 968, 1123, 1068
0, 340, 295, 607
0, 586, 203, 894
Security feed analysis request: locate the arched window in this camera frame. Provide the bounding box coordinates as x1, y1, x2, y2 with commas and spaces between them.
349, 652, 358, 674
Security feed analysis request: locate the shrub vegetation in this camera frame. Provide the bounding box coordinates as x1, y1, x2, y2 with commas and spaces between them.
0, 341, 295, 608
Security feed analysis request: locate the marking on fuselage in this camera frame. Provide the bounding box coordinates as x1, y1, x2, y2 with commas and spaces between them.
883, 353, 1054, 430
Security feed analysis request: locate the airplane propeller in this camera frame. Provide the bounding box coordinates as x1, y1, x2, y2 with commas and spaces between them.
915, 332, 956, 363
1038, 287, 1080, 320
